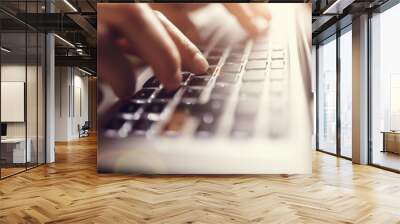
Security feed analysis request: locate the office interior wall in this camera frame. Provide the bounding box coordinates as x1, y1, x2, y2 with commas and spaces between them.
55, 67, 70, 141
1, 65, 30, 138
55, 67, 89, 141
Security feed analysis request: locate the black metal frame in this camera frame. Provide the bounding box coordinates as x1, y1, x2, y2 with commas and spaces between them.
336, 19, 341, 158
315, 21, 353, 162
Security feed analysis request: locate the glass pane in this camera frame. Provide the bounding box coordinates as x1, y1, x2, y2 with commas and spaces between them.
340, 29, 352, 158
371, 4, 400, 171
318, 37, 337, 154
1, 30, 27, 177
38, 32, 45, 165
27, 31, 38, 169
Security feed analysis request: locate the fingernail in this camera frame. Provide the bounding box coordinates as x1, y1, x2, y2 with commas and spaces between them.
193, 52, 209, 74
252, 17, 269, 34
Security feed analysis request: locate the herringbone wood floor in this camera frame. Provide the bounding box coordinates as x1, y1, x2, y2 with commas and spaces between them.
1, 135, 400, 224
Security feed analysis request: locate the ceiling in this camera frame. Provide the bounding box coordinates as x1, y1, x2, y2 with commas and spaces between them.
312, 0, 392, 44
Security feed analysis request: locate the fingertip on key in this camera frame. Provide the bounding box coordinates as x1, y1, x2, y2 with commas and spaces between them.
193, 52, 209, 74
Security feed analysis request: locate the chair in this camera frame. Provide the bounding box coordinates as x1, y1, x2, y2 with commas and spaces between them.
79, 121, 90, 138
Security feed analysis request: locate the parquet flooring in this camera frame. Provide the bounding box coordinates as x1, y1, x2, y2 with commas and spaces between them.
1, 135, 400, 224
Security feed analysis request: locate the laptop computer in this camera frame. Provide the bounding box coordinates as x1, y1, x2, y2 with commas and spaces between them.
98, 3, 312, 174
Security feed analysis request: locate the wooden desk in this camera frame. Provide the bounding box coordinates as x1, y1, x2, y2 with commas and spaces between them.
382, 131, 400, 154
1, 138, 31, 163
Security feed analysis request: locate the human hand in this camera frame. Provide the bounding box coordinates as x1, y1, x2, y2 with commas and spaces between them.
150, 3, 272, 44
98, 3, 209, 99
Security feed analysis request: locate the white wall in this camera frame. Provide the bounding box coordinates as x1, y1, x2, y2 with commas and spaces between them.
1, 65, 35, 138
54, 67, 89, 141
1, 63, 46, 164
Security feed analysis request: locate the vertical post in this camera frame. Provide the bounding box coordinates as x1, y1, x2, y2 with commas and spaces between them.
336, 28, 341, 157
316, 45, 320, 150
0, 24, 2, 179
352, 14, 369, 164
46, 1, 55, 163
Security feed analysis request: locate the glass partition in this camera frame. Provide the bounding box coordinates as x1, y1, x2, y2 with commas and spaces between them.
317, 36, 337, 154
339, 28, 352, 158
1, 30, 28, 177
371, 3, 400, 171
0, 1, 46, 179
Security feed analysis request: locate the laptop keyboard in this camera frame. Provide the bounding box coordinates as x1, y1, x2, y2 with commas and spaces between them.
103, 34, 289, 140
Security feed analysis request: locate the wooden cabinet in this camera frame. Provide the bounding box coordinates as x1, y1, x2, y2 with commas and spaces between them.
382, 132, 400, 154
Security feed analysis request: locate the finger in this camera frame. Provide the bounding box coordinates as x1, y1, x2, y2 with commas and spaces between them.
223, 3, 269, 36
150, 3, 208, 13
156, 11, 208, 75
98, 3, 181, 90
167, 14, 203, 45
149, 4, 203, 44
249, 3, 272, 20
98, 24, 135, 99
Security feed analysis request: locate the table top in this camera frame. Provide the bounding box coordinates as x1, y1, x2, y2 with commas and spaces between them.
1, 138, 30, 143
381, 131, 400, 134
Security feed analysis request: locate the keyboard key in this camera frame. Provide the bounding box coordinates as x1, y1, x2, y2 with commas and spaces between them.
254, 38, 268, 45
246, 60, 267, 70
240, 83, 264, 96
155, 88, 180, 100
214, 40, 229, 49
104, 117, 132, 138
195, 99, 225, 116
143, 102, 167, 114
226, 54, 244, 63
272, 43, 284, 51
181, 72, 191, 83
230, 44, 246, 53
242, 70, 265, 82
271, 60, 285, 69
208, 49, 224, 57
211, 84, 233, 98
207, 57, 220, 66
195, 113, 218, 137
132, 88, 155, 100
249, 51, 268, 60
143, 77, 160, 88
119, 102, 143, 114
231, 117, 255, 138
270, 70, 284, 80
201, 66, 217, 77
216, 73, 237, 83
271, 50, 284, 59
188, 76, 210, 86
235, 98, 259, 117
197, 45, 207, 53
182, 88, 202, 99
204, 99, 225, 114
221, 63, 242, 73
132, 119, 154, 133
252, 43, 268, 51
105, 117, 127, 130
